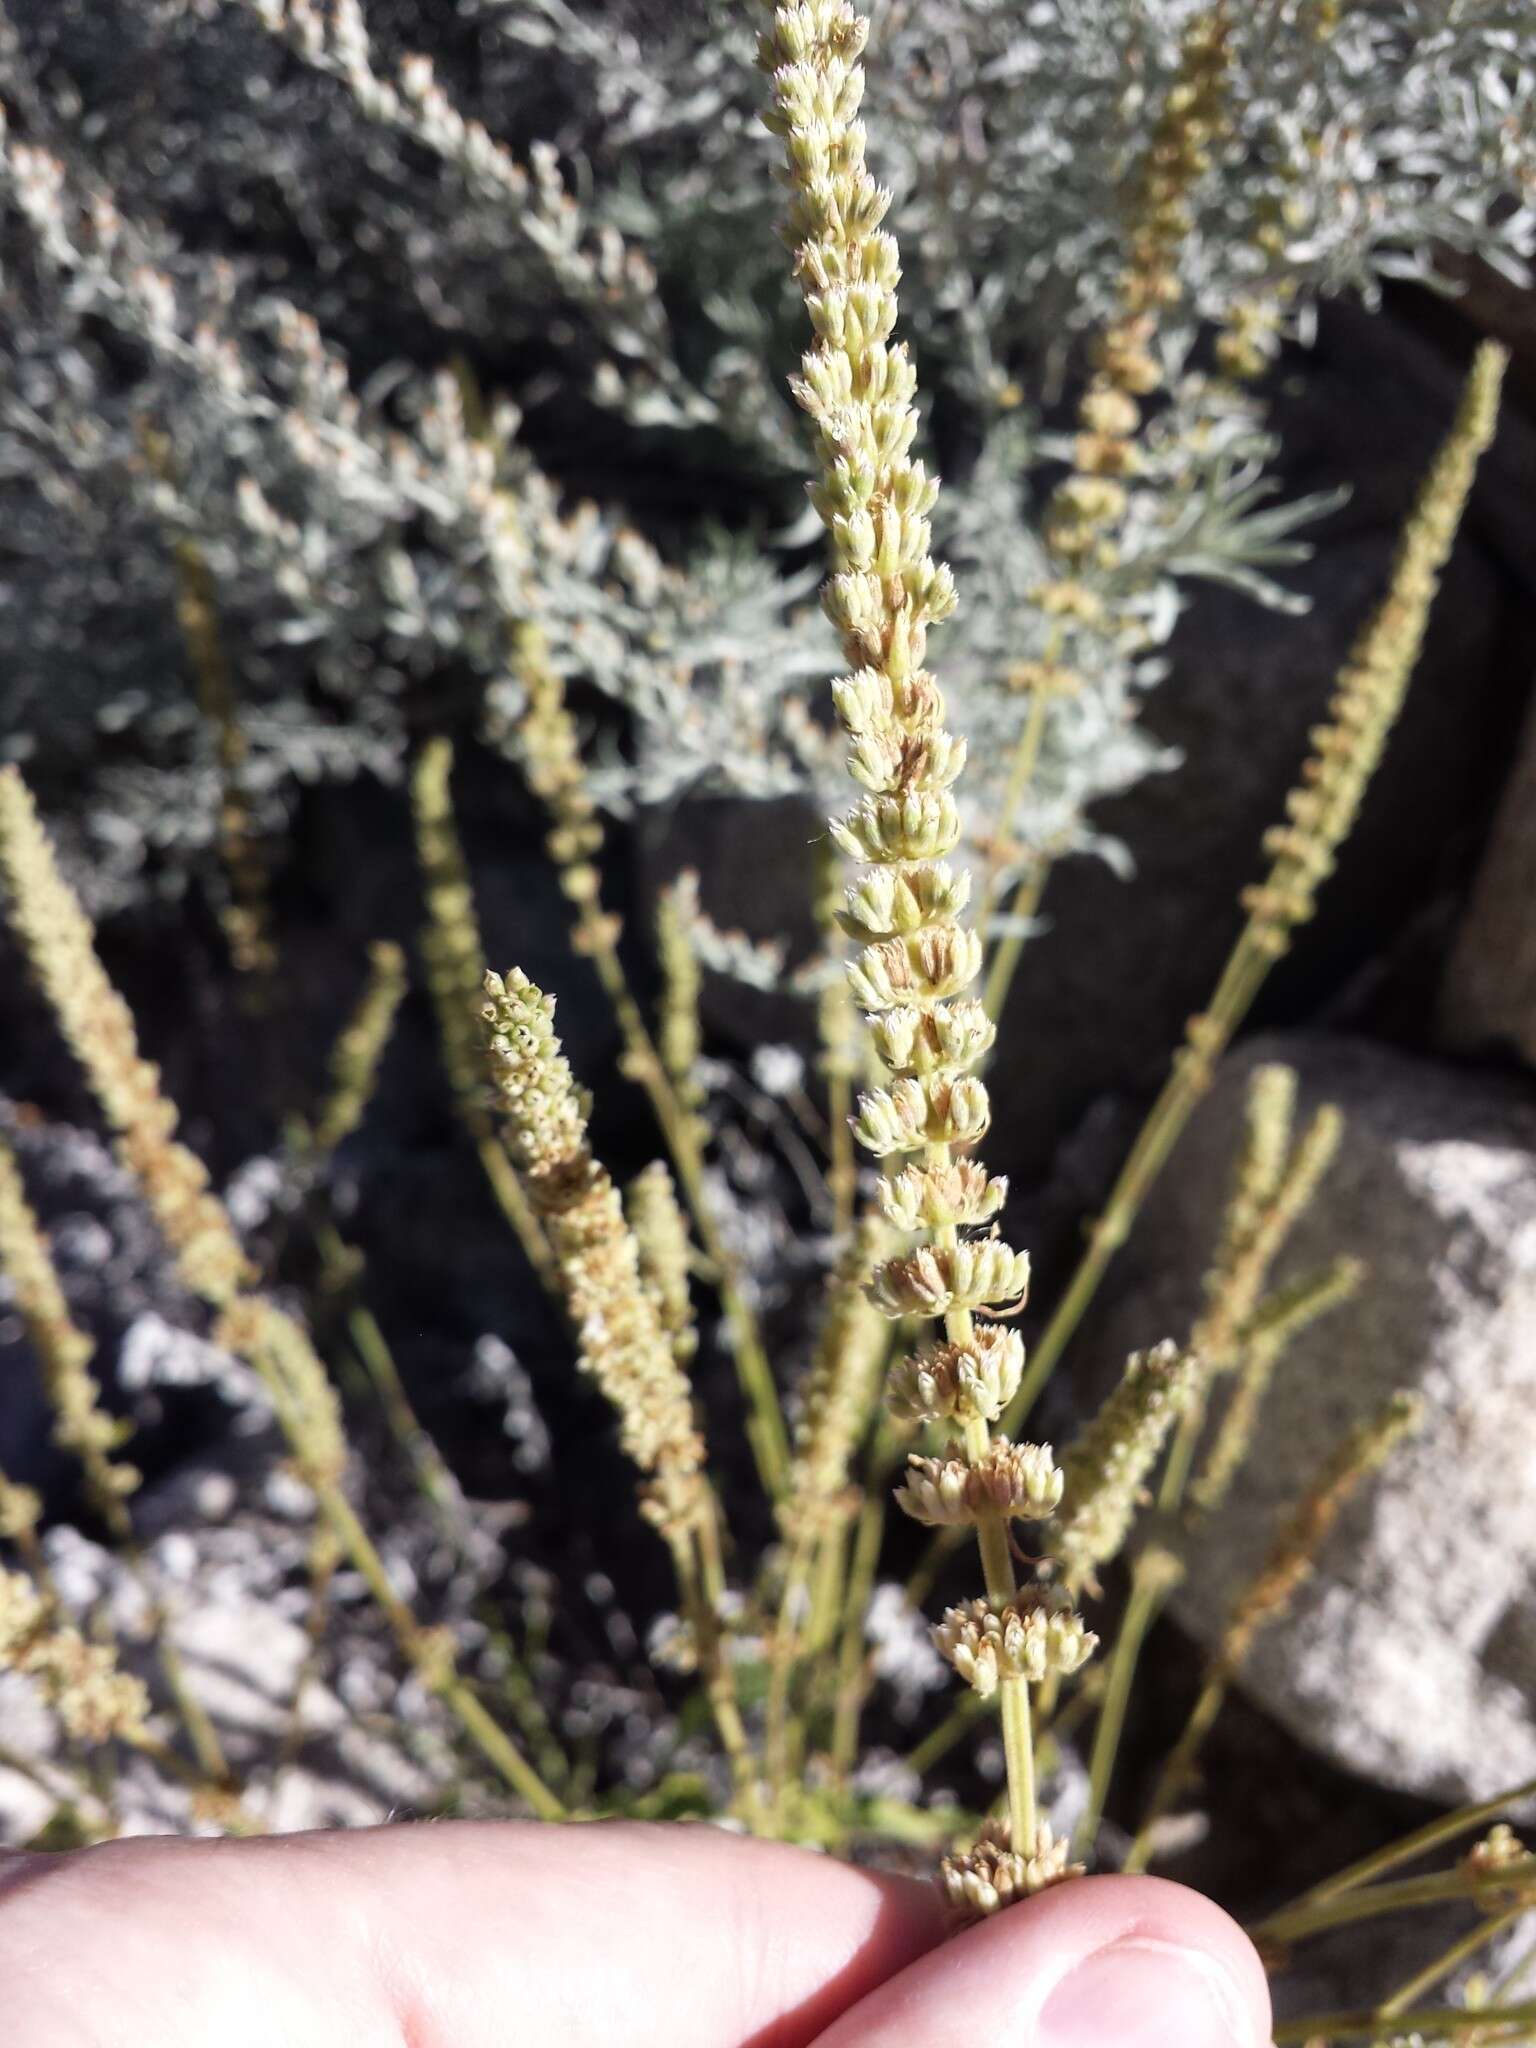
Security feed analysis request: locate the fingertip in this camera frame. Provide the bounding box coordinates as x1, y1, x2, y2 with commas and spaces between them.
813, 1873, 1272, 2048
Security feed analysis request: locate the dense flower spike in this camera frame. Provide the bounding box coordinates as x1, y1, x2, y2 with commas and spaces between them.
482, 968, 709, 1542
756, 0, 1088, 1907
0, 768, 571, 1820
0, 1139, 140, 1534
626, 1161, 699, 1369
1233, 344, 1505, 971
0, 1569, 150, 1747
0, 767, 256, 1310
1051, 1341, 1201, 1592
310, 940, 408, 1159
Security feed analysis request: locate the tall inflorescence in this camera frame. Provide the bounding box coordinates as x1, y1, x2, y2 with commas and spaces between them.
0, 767, 342, 1491
309, 940, 407, 1160
1051, 1341, 1200, 1596
1035, 6, 1235, 637
481, 969, 709, 1551
755, 0, 1090, 1914
1226, 342, 1506, 990
0, 1140, 140, 1539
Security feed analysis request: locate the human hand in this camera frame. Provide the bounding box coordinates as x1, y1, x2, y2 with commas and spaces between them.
0, 1820, 1271, 2047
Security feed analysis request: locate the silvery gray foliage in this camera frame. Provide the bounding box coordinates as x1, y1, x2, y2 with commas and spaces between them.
0, 0, 1527, 914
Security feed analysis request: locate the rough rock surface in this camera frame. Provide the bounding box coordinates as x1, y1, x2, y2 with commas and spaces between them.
1441, 690, 1536, 1065
1085, 1031, 1536, 1805
0, 1492, 440, 1844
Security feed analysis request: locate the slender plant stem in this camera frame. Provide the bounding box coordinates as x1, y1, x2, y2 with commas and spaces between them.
827, 1060, 858, 1241
577, 906, 790, 1497
1280, 1775, 1536, 1912
982, 858, 1055, 1025
1158, 1392, 1208, 1515
976, 685, 1051, 953
963, 1409, 1036, 1852
900, 1691, 991, 1777
668, 1527, 761, 1824
1080, 1556, 1171, 1853
765, 1534, 821, 1814
1122, 1665, 1227, 1873
475, 1135, 559, 1295
1378, 1901, 1533, 2020
313, 1484, 565, 1820
1005, 935, 1272, 1433
310, 1217, 468, 1532
831, 1458, 894, 1779
809, 1520, 849, 1657
1272, 1997, 1536, 2045
1253, 1859, 1536, 1949
146, 1615, 237, 1793
344, 1299, 462, 1519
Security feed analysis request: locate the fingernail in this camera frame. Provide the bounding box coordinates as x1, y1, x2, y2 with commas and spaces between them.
1037, 1935, 1257, 2048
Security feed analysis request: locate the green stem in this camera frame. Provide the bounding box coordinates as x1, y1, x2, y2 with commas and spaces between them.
312, 1217, 467, 1531
345, 1300, 464, 1522
672, 1524, 762, 1829
1253, 1858, 1536, 1949
1081, 1557, 1173, 1853
475, 1135, 559, 1295
1005, 938, 1271, 1431
764, 1534, 819, 1814
1272, 1998, 1536, 2045
1281, 1774, 1536, 1911
1378, 1900, 1533, 2020
313, 1484, 565, 1820
977, 684, 1051, 965
1122, 1665, 1227, 1873
831, 1452, 895, 1779
963, 1410, 1036, 1853
999, 1673, 1038, 1855
982, 858, 1054, 1025
899, 1690, 991, 1777
1157, 1390, 1208, 1516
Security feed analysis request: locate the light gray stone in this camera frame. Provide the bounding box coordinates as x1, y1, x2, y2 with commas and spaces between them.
1087, 1031, 1536, 1805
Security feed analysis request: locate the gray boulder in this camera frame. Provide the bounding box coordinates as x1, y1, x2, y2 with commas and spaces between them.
1085, 1031, 1536, 1805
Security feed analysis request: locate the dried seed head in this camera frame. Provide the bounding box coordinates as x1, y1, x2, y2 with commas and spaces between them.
868, 1238, 1030, 1319
932, 1592, 1097, 1696
885, 1326, 1024, 1426
895, 1437, 1063, 1527
938, 1817, 1084, 1925
879, 1158, 1007, 1233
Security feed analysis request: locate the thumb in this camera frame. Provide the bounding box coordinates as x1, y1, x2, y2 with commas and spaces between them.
811, 1874, 1272, 2048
